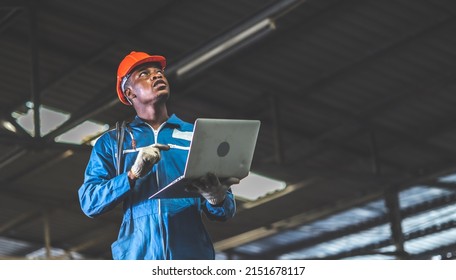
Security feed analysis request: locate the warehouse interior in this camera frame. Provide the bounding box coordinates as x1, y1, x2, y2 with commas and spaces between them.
1, 0, 456, 260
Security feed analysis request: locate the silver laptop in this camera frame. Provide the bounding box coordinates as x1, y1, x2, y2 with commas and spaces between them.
149, 118, 261, 199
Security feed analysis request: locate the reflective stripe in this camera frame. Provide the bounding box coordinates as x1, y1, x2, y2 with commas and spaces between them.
172, 129, 193, 141
168, 144, 190, 150
123, 144, 189, 154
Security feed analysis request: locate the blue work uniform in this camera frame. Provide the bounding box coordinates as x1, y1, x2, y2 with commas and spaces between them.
78, 114, 236, 259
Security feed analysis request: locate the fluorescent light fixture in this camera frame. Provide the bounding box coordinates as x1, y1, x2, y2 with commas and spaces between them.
1, 120, 16, 132
11, 103, 70, 137
169, 0, 306, 78
55, 120, 109, 145
231, 172, 286, 201
176, 18, 276, 78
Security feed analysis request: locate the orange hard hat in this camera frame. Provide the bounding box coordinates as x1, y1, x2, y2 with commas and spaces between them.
116, 51, 166, 105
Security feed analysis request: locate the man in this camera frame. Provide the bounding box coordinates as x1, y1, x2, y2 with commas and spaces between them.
78, 51, 238, 260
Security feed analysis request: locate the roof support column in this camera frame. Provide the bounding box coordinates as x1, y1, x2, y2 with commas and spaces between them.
28, 1, 40, 138
385, 187, 409, 259
43, 210, 52, 259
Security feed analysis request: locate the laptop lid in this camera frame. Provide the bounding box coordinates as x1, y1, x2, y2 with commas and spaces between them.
149, 118, 261, 199
184, 118, 261, 180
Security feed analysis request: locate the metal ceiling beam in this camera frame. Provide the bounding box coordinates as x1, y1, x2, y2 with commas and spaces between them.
0, 0, 311, 179
169, 84, 406, 180
0, 0, 302, 181
232, 188, 456, 259
317, 219, 456, 260
168, 95, 413, 186
34, 0, 311, 132
215, 166, 456, 253
168, 89, 412, 184
6, 1, 452, 158
168, 0, 308, 80
263, 90, 456, 173
400, 191, 456, 217
259, 120, 409, 172
244, 83, 456, 175
214, 190, 383, 252
0, 0, 178, 121
232, 7, 456, 167
30, 56, 450, 196
174, 93, 412, 177
168, 0, 352, 102
228, 0, 454, 108
251, 0, 454, 102
232, 212, 390, 260
0, 189, 122, 259
216, 32, 455, 194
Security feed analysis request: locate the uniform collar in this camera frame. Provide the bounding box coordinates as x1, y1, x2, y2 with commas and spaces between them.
131, 114, 184, 128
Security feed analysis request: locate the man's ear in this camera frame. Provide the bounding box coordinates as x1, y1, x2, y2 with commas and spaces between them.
124, 88, 135, 99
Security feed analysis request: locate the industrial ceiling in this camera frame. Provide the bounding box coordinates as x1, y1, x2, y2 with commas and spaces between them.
1, 0, 456, 260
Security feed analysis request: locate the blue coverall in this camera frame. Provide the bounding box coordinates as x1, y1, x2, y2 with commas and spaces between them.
78, 114, 236, 259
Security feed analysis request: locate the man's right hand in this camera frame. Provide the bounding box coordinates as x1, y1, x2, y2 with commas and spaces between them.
186, 173, 240, 205
130, 144, 170, 179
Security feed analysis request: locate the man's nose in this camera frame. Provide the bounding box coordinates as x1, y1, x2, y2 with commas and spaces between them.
151, 72, 162, 80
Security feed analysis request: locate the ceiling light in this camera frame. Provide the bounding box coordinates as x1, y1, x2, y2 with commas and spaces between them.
175, 18, 276, 78
1, 120, 16, 133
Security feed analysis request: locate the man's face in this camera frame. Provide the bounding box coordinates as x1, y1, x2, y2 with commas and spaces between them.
125, 62, 169, 105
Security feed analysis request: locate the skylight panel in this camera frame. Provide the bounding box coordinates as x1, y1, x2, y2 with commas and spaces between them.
231, 172, 286, 201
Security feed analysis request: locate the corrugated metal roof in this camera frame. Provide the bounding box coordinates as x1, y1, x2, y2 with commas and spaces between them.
229, 184, 456, 260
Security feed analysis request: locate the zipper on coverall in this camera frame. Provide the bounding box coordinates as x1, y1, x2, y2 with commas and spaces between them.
147, 122, 168, 259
